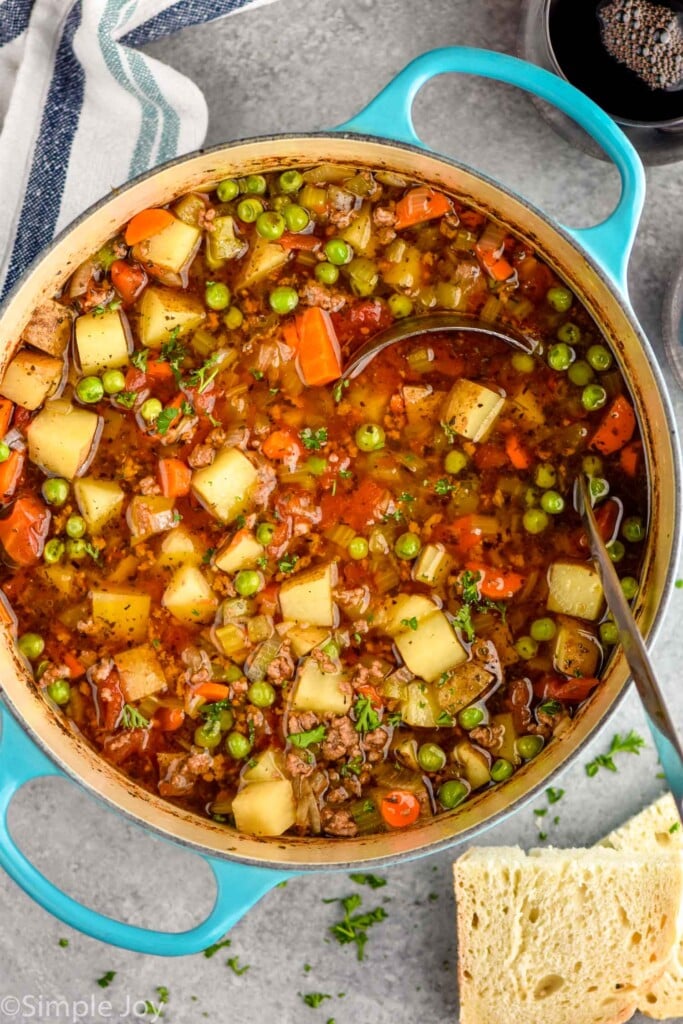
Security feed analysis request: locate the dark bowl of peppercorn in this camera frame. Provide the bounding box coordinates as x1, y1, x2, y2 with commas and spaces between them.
543, 0, 683, 129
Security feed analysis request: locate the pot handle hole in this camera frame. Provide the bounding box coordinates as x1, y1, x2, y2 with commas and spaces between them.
336, 46, 645, 294
0, 704, 293, 956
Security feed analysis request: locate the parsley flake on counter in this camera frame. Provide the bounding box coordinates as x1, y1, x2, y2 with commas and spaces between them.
58, 938, 69, 948
546, 786, 565, 804
203, 938, 232, 958
329, 893, 387, 961
585, 730, 646, 777
226, 956, 249, 975
302, 993, 332, 1008
349, 873, 387, 889
97, 971, 116, 989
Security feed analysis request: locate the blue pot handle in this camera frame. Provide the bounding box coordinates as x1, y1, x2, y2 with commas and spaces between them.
0, 704, 293, 955
336, 47, 645, 293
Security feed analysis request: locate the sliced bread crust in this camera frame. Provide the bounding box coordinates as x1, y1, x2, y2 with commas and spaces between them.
454, 845, 682, 1024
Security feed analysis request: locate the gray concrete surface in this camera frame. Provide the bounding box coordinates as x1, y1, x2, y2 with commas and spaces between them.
2, 0, 683, 1021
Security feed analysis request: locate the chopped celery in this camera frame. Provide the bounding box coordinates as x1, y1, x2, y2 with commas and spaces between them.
207, 216, 247, 264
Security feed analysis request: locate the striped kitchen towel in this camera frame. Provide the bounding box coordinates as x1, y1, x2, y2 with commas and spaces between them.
0, 0, 275, 301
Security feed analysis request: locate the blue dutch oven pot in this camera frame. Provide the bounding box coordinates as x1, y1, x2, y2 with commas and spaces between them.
0, 47, 679, 956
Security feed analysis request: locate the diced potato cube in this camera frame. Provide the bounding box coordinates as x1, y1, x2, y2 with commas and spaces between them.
286, 624, 330, 658
107, 554, 139, 585
114, 644, 167, 702
27, 400, 101, 479
552, 615, 601, 677
546, 560, 604, 621
92, 587, 150, 643
400, 681, 441, 727
214, 529, 264, 574
395, 610, 468, 682
127, 495, 177, 544
242, 748, 286, 783
162, 565, 218, 625
279, 562, 337, 628
454, 740, 491, 789
191, 447, 258, 524
132, 216, 201, 278
291, 657, 351, 715
213, 621, 249, 658
74, 477, 125, 534
491, 711, 522, 765
136, 286, 205, 349
235, 235, 289, 291
43, 564, 80, 599
413, 543, 453, 587
510, 385, 545, 427
20, 299, 72, 356
436, 661, 494, 715
382, 243, 423, 290
0, 349, 64, 409
441, 379, 505, 442
402, 385, 446, 432
379, 592, 437, 636
232, 779, 296, 837
156, 527, 203, 570
74, 309, 130, 376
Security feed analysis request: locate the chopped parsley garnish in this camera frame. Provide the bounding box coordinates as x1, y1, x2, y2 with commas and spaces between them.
329, 893, 388, 960
538, 699, 562, 717
333, 378, 349, 403
460, 569, 481, 605
349, 873, 387, 889
434, 477, 455, 496
453, 605, 475, 643
386, 711, 403, 727
441, 419, 457, 442
670, 822, 681, 834
91, 299, 121, 317
83, 541, 102, 563
546, 787, 565, 804
250, 368, 264, 381
290, 725, 327, 749
202, 547, 216, 564
199, 699, 232, 722
300, 427, 328, 450
339, 468, 353, 479
226, 956, 249, 975
382, 509, 403, 523
256, 555, 268, 569
58, 938, 69, 948
115, 390, 137, 408
131, 348, 149, 371
186, 353, 220, 393
278, 554, 299, 574
400, 617, 419, 631
585, 730, 646, 777
436, 711, 454, 726
159, 333, 187, 380
181, 399, 195, 416
302, 993, 332, 1008
353, 695, 381, 734
97, 971, 116, 989
398, 491, 415, 503
203, 938, 232, 958
120, 704, 150, 730
340, 755, 363, 777
155, 406, 180, 436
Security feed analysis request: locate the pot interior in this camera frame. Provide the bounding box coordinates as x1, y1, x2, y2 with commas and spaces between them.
0, 135, 678, 870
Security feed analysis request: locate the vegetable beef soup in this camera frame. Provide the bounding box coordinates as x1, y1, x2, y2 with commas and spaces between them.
0, 164, 647, 838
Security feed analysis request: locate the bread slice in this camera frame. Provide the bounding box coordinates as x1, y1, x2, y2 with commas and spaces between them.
600, 794, 683, 1020
453, 845, 682, 1024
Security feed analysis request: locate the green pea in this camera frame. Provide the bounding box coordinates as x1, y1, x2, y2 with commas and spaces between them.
586, 344, 613, 372
269, 286, 299, 315
589, 476, 610, 503
523, 508, 549, 534
514, 635, 538, 660
43, 538, 65, 564
438, 779, 469, 809
76, 376, 104, 404
444, 450, 468, 475
491, 758, 514, 782
556, 322, 582, 345
457, 706, 485, 730
607, 539, 625, 563
46, 679, 71, 706
568, 360, 594, 387
524, 486, 540, 508
540, 490, 565, 515
517, 734, 544, 760
547, 342, 574, 371
65, 515, 86, 539
0, 442, 10, 463
582, 384, 607, 411
581, 454, 603, 477
224, 664, 245, 683
101, 369, 126, 395
534, 463, 556, 489
388, 293, 414, 319
546, 286, 573, 312
140, 398, 163, 423
234, 570, 262, 597
205, 281, 231, 310
530, 617, 556, 642
282, 204, 310, 233
237, 197, 264, 223
621, 576, 639, 600
314, 262, 339, 285
18, 632, 45, 660
248, 680, 276, 708
66, 538, 88, 561
599, 621, 619, 645
511, 352, 535, 373
194, 719, 222, 749
35, 660, 50, 681
226, 730, 252, 759
218, 708, 235, 731
241, 174, 267, 195
256, 211, 285, 241
279, 170, 303, 193
394, 532, 422, 560
348, 536, 369, 560
305, 456, 327, 476
256, 522, 275, 546
355, 423, 385, 451
42, 477, 69, 506
324, 238, 352, 266
216, 178, 240, 202
271, 195, 292, 212
223, 306, 244, 331
622, 516, 645, 543
417, 742, 447, 772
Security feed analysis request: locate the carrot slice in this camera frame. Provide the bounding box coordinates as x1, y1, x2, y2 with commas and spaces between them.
590, 395, 636, 455
146, 360, 175, 383
124, 208, 174, 246
295, 307, 342, 386
262, 428, 302, 461
154, 707, 185, 732
282, 320, 300, 354
110, 259, 147, 304
195, 682, 230, 701
504, 433, 532, 470
158, 458, 192, 498
380, 790, 421, 828
0, 449, 25, 499
63, 652, 86, 679
0, 398, 14, 439
394, 187, 452, 231
0, 495, 51, 566
278, 233, 321, 252
619, 440, 642, 477
465, 561, 525, 600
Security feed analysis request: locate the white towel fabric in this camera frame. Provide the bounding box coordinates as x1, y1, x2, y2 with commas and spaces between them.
0, 0, 273, 300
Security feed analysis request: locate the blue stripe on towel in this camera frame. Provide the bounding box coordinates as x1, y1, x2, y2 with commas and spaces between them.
121, 0, 253, 47
0, 0, 33, 47
1, 1, 84, 299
